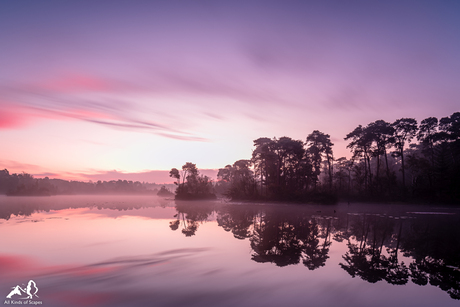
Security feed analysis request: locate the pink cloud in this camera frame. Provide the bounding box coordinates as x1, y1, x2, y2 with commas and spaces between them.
0, 102, 93, 130
0, 102, 45, 129
37, 74, 114, 93
0, 76, 209, 139
0, 160, 46, 174
0, 108, 28, 128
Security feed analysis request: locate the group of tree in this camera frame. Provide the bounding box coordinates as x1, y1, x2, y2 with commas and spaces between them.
216, 112, 460, 203
217, 131, 335, 202
169, 162, 216, 200
341, 112, 460, 202
0, 169, 160, 195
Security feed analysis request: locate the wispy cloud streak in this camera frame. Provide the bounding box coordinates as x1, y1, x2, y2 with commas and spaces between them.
0, 80, 210, 141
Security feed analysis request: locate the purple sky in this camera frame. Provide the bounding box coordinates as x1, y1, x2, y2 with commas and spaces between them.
1, 1, 459, 182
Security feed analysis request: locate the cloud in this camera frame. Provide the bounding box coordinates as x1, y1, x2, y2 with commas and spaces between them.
37, 74, 112, 93
151, 69, 293, 107
0, 102, 53, 129
1, 66, 300, 141
0, 108, 28, 128
203, 112, 225, 120
0, 78, 209, 140
84, 119, 162, 131
0, 161, 73, 180
156, 133, 209, 142
0, 160, 45, 173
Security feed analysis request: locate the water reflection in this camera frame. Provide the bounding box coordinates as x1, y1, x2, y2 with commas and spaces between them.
339, 212, 460, 299
169, 201, 215, 236
171, 202, 338, 269
250, 210, 332, 269
0, 195, 174, 220
1, 196, 459, 304
170, 201, 460, 300
340, 215, 409, 285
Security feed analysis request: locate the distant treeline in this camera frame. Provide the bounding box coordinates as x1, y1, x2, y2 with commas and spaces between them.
0, 170, 174, 196
212, 112, 460, 203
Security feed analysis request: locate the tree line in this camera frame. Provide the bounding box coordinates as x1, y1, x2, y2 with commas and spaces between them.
214, 112, 460, 203
0, 169, 163, 195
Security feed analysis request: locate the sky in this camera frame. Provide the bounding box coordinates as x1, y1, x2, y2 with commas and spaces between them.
1, 0, 459, 183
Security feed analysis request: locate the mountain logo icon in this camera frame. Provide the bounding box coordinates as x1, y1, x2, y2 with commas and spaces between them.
6, 280, 39, 299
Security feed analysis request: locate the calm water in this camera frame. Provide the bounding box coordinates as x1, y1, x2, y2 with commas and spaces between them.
0, 195, 459, 307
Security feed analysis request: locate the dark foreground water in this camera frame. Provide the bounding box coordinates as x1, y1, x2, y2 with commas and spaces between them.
0, 195, 459, 307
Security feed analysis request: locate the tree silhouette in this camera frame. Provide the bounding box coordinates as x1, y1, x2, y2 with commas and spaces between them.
170, 163, 216, 200
366, 120, 395, 190
169, 168, 180, 185
252, 137, 278, 196
392, 118, 418, 191
345, 125, 374, 193
418, 117, 439, 167
306, 131, 334, 190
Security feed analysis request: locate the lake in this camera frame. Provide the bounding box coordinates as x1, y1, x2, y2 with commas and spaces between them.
0, 195, 459, 307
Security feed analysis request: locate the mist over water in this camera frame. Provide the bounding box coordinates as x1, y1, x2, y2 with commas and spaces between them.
0, 195, 459, 307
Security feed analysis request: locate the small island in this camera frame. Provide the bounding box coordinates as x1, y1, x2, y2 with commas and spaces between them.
169, 163, 216, 200
156, 186, 174, 197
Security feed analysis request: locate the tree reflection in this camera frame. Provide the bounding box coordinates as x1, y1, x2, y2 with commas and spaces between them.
340, 243, 387, 283
170, 204, 334, 268
168, 201, 215, 237
339, 212, 460, 299
401, 214, 460, 300
340, 214, 411, 285
216, 206, 256, 240
167, 201, 460, 300
383, 248, 409, 285
302, 219, 331, 270
250, 212, 303, 267
246, 209, 333, 269
383, 222, 409, 285
340, 214, 394, 283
